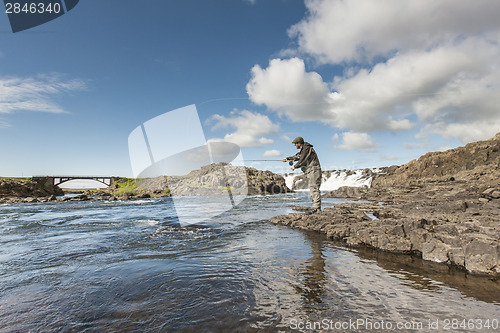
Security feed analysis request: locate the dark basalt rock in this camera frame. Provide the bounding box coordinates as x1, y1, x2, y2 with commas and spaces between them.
271, 133, 500, 277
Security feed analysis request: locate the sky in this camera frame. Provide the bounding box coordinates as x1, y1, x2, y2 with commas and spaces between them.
1, 0, 500, 182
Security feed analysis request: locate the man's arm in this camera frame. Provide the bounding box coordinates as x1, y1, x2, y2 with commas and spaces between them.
294, 146, 313, 169
283, 152, 300, 162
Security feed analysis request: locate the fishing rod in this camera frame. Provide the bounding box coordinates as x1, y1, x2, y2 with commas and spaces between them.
241, 159, 294, 165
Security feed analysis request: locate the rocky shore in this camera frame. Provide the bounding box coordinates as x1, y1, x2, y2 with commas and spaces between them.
0, 164, 289, 203
0, 177, 64, 203
271, 133, 500, 277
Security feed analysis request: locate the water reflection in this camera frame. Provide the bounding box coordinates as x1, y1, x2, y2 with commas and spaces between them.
1, 197, 498, 332
293, 231, 328, 311
355, 246, 500, 304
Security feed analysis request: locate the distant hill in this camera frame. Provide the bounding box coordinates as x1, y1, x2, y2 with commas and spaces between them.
372, 133, 500, 188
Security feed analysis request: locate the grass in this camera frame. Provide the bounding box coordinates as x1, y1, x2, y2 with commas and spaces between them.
112, 178, 137, 195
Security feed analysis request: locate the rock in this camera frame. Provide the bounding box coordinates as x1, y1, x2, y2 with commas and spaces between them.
270, 132, 500, 277
292, 206, 312, 212
137, 164, 288, 197
482, 188, 496, 196
371, 132, 500, 188
323, 186, 368, 198
407, 229, 430, 253
422, 238, 450, 263
448, 247, 465, 267
74, 194, 89, 201
463, 236, 499, 275
116, 192, 134, 200
0, 177, 64, 202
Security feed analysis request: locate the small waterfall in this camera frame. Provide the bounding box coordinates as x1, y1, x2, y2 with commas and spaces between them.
284, 168, 382, 192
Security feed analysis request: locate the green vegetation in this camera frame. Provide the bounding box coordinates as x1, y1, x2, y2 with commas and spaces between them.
0, 177, 29, 183
112, 178, 137, 195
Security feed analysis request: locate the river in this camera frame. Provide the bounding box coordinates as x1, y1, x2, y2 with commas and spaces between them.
0, 193, 498, 332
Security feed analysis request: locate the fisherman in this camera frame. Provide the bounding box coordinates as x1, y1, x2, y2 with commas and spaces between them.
283, 136, 322, 214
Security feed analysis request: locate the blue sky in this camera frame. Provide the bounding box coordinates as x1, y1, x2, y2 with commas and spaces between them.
1, 0, 499, 180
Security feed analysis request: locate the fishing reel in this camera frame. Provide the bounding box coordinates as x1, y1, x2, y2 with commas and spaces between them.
288, 160, 293, 166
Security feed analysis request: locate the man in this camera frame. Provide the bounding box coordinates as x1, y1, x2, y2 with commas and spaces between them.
283, 136, 322, 214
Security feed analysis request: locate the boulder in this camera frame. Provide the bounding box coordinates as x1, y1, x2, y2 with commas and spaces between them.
422, 238, 450, 263
463, 236, 499, 274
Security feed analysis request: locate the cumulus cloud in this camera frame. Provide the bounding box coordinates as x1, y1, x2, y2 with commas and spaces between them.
329, 39, 500, 139
263, 149, 281, 157
281, 135, 292, 143
247, 58, 333, 121
208, 110, 279, 148
0, 74, 86, 114
247, 0, 500, 143
289, 0, 500, 64
335, 132, 378, 152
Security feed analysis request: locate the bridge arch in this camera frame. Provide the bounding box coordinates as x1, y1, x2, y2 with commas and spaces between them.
33, 176, 115, 187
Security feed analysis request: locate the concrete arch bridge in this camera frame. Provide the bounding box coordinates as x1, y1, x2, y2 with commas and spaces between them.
32, 176, 116, 187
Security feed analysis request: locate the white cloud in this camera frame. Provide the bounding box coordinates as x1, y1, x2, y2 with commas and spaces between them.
209, 110, 279, 148
246, 58, 333, 122
335, 132, 378, 152
281, 135, 292, 143
329, 39, 500, 138
247, 0, 500, 144
289, 0, 500, 64
263, 149, 282, 157
0, 74, 86, 114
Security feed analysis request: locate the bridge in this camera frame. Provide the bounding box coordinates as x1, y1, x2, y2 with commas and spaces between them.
32, 176, 116, 187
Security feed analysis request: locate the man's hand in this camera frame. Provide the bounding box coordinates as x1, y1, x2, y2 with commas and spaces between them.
291, 166, 295, 171
282, 158, 288, 162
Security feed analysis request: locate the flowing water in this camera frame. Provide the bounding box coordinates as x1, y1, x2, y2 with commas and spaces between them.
0, 193, 498, 332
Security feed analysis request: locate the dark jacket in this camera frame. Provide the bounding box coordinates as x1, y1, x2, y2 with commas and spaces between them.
287, 142, 321, 173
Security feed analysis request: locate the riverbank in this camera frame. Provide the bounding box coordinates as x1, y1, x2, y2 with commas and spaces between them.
0, 165, 289, 203
0, 177, 64, 203
271, 133, 500, 277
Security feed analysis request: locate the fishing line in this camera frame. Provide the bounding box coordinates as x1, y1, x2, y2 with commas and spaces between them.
233, 160, 294, 165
